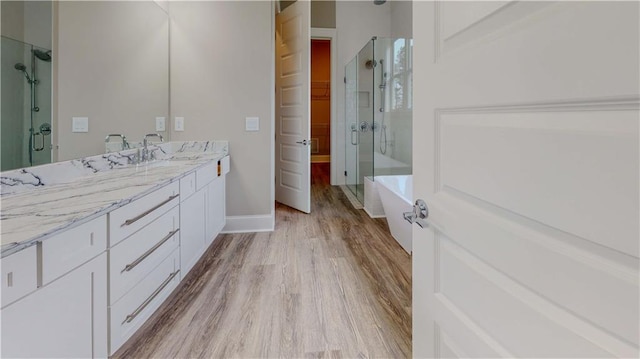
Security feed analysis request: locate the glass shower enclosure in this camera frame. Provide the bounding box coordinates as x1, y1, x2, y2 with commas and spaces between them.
345, 36, 413, 204
1, 35, 53, 171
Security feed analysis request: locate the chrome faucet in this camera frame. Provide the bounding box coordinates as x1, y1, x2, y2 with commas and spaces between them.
105, 134, 129, 151
141, 133, 164, 161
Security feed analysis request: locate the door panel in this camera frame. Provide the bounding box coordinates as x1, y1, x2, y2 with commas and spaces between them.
413, 1, 639, 358
439, 109, 638, 256
275, 0, 311, 213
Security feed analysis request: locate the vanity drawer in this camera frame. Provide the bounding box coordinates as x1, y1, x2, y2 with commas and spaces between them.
109, 205, 179, 305
1, 246, 37, 308
41, 216, 107, 285
196, 161, 216, 190
110, 181, 179, 246
109, 248, 180, 354
180, 172, 196, 201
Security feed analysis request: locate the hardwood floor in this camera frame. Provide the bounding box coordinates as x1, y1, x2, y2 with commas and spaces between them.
113, 163, 412, 358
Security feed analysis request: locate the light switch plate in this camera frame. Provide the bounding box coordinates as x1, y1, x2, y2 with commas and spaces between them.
175, 117, 184, 131
72, 117, 89, 133
245, 117, 259, 132
155, 117, 166, 132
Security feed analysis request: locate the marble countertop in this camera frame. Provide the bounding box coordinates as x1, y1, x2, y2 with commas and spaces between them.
1, 141, 228, 257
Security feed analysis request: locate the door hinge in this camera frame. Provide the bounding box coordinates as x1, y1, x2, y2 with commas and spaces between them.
344, 170, 347, 176
343, 76, 346, 84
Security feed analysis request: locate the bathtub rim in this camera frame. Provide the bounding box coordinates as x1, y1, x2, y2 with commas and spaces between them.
374, 175, 413, 205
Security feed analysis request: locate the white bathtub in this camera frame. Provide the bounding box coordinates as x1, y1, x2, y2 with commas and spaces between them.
375, 175, 412, 253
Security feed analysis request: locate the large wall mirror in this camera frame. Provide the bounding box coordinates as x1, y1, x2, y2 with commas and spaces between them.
1, 0, 169, 171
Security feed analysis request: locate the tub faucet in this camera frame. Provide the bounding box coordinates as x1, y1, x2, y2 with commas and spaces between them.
141, 133, 164, 161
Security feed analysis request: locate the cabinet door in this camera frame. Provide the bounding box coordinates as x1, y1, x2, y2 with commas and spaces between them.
180, 188, 205, 276
1, 253, 108, 358
206, 175, 226, 246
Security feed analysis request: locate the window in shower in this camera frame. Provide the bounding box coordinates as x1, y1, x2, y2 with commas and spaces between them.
390, 38, 413, 111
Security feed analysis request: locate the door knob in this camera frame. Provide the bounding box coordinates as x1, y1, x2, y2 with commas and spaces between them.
403, 199, 429, 228
296, 139, 310, 146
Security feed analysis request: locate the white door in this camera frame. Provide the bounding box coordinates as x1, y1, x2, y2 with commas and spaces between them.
275, 0, 311, 213
413, 2, 639, 358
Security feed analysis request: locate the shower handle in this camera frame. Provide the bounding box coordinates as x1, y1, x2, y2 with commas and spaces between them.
359, 121, 369, 132
350, 128, 358, 145
32, 131, 45, 152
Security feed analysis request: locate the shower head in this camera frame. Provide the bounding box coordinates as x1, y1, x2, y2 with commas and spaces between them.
33, 49, 52, 62
14, 63, 33, 83
374, 0, 386, 4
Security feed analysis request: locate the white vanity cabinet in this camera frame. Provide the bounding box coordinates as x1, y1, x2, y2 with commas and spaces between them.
1, 154, 230, 358
180, 156, 229, 275
109, 205, 180, 304
108, 181, 181, 355
206, 175, 226, 246
205, 157, 228, 245
1, 246, 37, 307
180, 173, 206, 276
1, 216, 108, 359
109, 181, 180, 246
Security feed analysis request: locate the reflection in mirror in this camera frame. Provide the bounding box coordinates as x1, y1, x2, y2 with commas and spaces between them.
1, 1, 53, 171
0, 1, 169, 171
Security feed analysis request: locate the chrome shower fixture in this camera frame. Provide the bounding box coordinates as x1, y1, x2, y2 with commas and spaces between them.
365, 59, 377, 69
374, 0, 386, 4
33, 49, 52, 62
379, 59, 387, 90
14, 63, 34, 84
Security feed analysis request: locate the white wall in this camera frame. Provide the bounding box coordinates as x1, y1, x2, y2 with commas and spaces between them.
56, 1, 169, 161
311, 0, 336, 28
335, 0, 391, 185
1, 0, 52, 49
390, 0, 412, 38
169, 1, 274, 223
1, 1, 25, 43
23, 1, 52, 50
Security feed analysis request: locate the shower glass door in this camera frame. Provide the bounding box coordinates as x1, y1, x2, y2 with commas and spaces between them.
1, 35, 52, 171
344, 38, 376, 204
356, 39, 375, 203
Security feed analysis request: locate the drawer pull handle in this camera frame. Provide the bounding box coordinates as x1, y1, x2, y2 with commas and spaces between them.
122, 270, 180, 324
122, 229, 180, 273
121, 194, 179, 227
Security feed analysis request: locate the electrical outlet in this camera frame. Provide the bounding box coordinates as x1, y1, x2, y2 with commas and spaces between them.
155, 117, 166, 131
175, 117, 184, 131
72, 117, 89, 132
245, 117, 259, 131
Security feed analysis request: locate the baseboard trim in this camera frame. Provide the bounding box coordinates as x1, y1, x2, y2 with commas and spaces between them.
364, 207, 386, 219
221, 214, 274, 233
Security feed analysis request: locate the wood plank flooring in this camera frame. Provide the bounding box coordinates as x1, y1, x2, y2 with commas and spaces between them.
113, 163, 412, 358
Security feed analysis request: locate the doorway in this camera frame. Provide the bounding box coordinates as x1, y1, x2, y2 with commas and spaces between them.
310, 39, 331, 184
